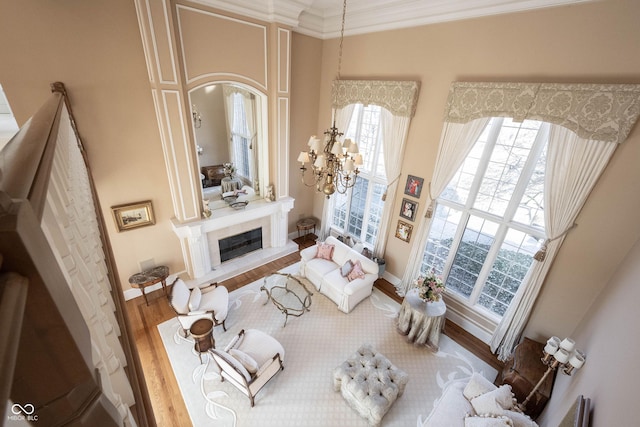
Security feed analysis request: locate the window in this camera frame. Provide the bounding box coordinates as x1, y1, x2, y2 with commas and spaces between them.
420, 118, 548, 319
229, 92, 253, 181
331, 104, 387, 246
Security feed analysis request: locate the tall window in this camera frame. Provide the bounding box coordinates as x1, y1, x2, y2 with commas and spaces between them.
420, 118, 548, 319
331, 104, 387, 246
229, 92, 252, 181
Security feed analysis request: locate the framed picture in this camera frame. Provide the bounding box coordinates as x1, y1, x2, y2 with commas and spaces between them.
111, 200, 155, 232
404, 174, 424, 198
395, 220, 413, 243
399, 198, 418, 221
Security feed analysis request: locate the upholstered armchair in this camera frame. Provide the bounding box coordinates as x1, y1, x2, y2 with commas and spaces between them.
169, 278, 229, 336
210, 329, 285, 407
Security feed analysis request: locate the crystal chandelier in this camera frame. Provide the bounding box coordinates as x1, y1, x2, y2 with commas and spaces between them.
296, 0, 362, 198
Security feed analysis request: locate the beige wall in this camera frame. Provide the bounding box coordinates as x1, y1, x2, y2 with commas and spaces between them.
191, 85, 229, 167
0, 0, 185, 291
294, 0, 640, 339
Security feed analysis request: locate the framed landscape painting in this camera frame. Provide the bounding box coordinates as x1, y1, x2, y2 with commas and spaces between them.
111, 200, 155, 232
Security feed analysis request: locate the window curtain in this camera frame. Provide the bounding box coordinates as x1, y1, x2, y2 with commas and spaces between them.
223, 90, 236, 163
373, 109, 412, 258
399, 118, 490, 294
319, 104, 355, 240
328, 80, 421, 247
490, 126, 618, 360
415, 81, 640, 360
242, 93, 258, 186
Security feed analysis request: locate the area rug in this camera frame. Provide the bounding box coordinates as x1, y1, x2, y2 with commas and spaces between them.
157, 263, 497, 426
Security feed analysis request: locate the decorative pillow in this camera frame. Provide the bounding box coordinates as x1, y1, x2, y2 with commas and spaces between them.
210, 349, 251, 382
347, 260, 366, 282
470, 384, 514, 416
502, 410, 539, 427
465, 414, 514, 427
229, 348, 259, 374
315, 242, 335, 260
464, 372, 498, 400
340, 260, 354, 277
188, 286, 202, 311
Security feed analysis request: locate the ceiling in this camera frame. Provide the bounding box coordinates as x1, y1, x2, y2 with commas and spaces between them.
195, 0, 594, 39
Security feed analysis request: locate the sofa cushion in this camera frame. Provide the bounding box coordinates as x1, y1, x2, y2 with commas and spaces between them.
470, 385, 514, 416
502, 410, 538, 427
464, 372, 498, 400
316, 242, 335, 260
423, 380, 472, 427
340, 260, 354, 277
465, 414, 513, 427
347, 260, 366, 281
305, 258, 340, 290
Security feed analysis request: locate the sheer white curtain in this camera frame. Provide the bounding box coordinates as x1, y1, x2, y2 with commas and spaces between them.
399, 118, 490, 294
490, 125, 618, 360
319, 104, 356, 240
373, 109, 412, 257
242, 93, 258, 185
223, 90, 236, 161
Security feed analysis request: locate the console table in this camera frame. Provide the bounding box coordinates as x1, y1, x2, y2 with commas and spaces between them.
128, 265, 169, 306
497, 337, 556, 418
397, 288, 446, 351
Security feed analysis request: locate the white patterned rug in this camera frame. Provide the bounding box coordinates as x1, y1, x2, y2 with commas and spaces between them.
157, 263, 497, 426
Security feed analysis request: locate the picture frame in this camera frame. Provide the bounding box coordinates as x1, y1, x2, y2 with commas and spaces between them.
399, 198, 418, 221
404, 174, 424, 198
111, 200, 155, 232
395, 220, 413, 243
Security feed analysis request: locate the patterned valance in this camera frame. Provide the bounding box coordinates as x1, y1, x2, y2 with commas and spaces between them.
332, 80, 420, 118
445, 82, 640, 143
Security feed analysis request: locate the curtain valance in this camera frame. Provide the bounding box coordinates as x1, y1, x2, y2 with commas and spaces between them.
445, 82, 640, 144
332, 80, 420, 118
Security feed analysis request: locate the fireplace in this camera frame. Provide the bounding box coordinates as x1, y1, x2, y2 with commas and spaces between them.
219, 228, 263, 262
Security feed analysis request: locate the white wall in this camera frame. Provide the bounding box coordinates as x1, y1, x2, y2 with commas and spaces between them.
538, 235, 640, 426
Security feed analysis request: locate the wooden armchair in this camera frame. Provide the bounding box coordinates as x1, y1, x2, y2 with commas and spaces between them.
169, 278, 229, 336
210, 329, 285, 406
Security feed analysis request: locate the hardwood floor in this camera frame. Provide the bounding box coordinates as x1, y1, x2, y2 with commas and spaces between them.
125, 236, 502, 426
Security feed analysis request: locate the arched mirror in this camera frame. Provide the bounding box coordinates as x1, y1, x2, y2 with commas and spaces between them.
189, 82, 268, 211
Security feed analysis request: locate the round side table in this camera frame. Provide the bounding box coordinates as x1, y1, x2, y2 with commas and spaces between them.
128, 265, 169, 306
397, 288, 446, 351
296, 218, 316, 241
190, 318, 215, 363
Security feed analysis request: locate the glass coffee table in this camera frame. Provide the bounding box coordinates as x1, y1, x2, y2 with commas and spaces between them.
261, 272, 313, 327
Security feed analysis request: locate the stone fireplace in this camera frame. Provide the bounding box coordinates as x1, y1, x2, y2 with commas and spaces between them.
172, 197, 297, 286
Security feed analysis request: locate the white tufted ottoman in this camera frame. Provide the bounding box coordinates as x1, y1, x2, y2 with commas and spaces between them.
333, 344, 409, 426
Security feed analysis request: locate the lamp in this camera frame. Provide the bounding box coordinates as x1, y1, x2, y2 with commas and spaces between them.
518, 336, 586, 412
192, 104, 202, 128
296, 0, 361, 198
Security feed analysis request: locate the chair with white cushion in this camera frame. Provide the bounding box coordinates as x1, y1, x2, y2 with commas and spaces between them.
169, 278, 229, 336
210, 329, 285, 407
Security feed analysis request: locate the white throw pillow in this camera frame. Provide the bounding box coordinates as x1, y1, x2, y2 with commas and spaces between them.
229, 348, 259, 374
465, 414, 514, 427
502, 410, 539, 427
464, 373, 498, 400
188, 286, 202, 311
470, 384, 514, 416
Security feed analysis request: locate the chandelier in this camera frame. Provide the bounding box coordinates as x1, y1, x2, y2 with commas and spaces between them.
296, 0, 362, 198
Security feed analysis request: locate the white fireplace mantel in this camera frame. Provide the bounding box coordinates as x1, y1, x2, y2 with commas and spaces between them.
172, 197, 296, 285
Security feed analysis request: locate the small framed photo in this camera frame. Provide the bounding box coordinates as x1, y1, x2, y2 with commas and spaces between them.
395, 220, 413, 243
111, 200, 155, 232
399, 198, 418, 222
404, 174, 424, 198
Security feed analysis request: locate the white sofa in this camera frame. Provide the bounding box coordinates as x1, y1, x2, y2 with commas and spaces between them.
299, 236, 378, 313
421, 373, 538, 427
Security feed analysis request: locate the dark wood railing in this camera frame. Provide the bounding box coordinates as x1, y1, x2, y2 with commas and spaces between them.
0, 83, 155, 426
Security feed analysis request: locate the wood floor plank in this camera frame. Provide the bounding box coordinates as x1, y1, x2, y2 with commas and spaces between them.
125, 236, 502, 425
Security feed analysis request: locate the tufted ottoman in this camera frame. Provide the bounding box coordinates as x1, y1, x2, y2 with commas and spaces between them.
333, 344, 409, 426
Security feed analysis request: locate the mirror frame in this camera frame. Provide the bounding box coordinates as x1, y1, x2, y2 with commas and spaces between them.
188, 81, 269, 211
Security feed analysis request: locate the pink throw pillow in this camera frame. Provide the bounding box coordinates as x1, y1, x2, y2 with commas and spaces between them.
347, 260, 366, 282
316, 243, 335, 260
